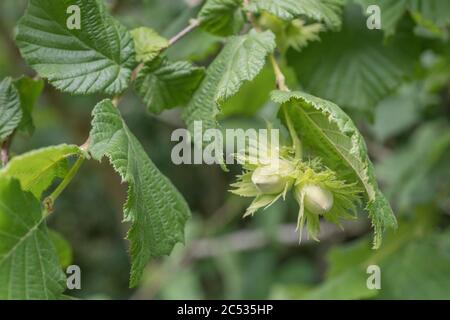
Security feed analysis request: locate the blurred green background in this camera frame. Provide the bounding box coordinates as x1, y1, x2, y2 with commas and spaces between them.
1, 0, 449, 299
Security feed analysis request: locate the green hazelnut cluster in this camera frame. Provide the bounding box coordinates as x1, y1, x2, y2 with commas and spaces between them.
231, 144, 361, 241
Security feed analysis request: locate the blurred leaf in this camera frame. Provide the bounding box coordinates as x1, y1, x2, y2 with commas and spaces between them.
275, 258, 316, 285
221, 65, 275, 117
241, 251, 276, 299
135, 57, 204, 114
321, 216, 450, 299
377, 121, 450, 211
287, 3, 420, 111
160, 267, 204, 300
246, 0, 344, 29
0, 178, 66, 299
198, 0, 245, 36
424, 53, 450, 93
371, 82, 437, 142
216, 252, 244, 299
270, 284, 312, 299
272, 90, 397, 248
13, 76, 44, 136
409, 0, 450, 34
0, 77, 21, 142
131, 27, 169, 63
221, 63, 297, 117
303, 210, 450, 299
89, 100, 191, 287
304, 266, 377, 299
378, 231, 450, 299
0, 144, 83, 199
165, 29, 220, 61
16, 0, 136, 95
49, 230, 73, 269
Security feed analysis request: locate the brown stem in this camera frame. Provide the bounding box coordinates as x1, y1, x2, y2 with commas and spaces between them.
243, 0, 260, 30
1, 140, 10, 167
270, 55, 289, 92
1, 133, 15, 167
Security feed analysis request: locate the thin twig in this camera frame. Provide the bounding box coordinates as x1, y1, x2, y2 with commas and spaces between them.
270, 54, 289, 92
243, 0, 260, 30
169, 18, 200, 46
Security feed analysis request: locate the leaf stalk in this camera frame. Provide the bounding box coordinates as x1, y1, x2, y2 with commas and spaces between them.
44, 155, 85, 214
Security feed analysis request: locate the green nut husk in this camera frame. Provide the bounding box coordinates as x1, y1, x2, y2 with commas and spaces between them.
300, 184, 334, 215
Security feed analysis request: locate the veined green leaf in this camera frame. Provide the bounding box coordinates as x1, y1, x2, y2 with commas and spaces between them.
0, 178, 66, 300
246, 0, 344, 29
89, 100, 191, 287
271, 90, 397, 248
16, 0, 136, 95
183, 29, 275, 136
0, 144, 83, 199
13, 76, 45, 136
130, 27, 169, 63
135, 57, 205, 114
0, 77, 21, 142
198, 0, 245, 36
287, 3, 420, 110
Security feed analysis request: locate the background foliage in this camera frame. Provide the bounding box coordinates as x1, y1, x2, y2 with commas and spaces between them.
0, 0, 449, 299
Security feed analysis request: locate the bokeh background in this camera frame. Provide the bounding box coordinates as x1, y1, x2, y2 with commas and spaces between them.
1, 0, 449, 299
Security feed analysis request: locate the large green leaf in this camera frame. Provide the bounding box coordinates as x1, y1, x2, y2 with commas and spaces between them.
271, 90, 396, 248
130, 27, 169, 63
135, 57, 205, 114
13, 76, 45, 136
16, 0, 136, 95
198, 0, 245, 36
89, 100, 191, 287
0, 144, 83, 199
0, 77, 21, 142
0, 178, 66, 299
183, 29, 275, 137
246, 0, 344, 29
287, 3, 420, 111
